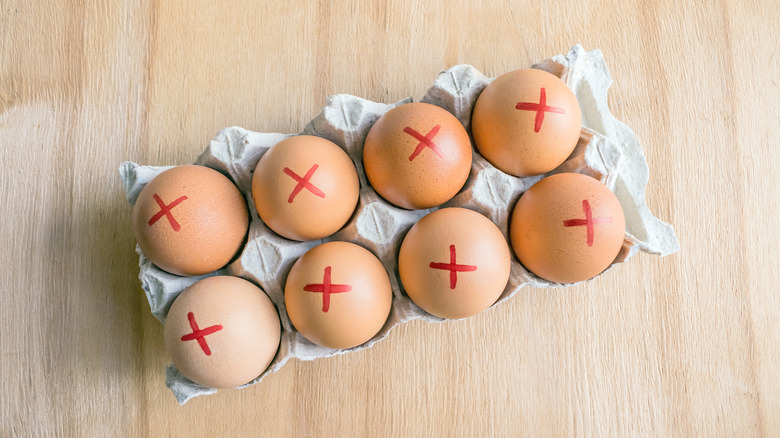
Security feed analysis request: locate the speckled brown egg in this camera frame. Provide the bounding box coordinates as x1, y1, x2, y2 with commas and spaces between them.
472, 68, 582, 177
164, 276, 281, 389
510, 173, 626, 283
363, 102, 472, 209
132, 165, 249, 276
398, 207, 511, 319
252, 135, 359, 241
284, 241, 392, 349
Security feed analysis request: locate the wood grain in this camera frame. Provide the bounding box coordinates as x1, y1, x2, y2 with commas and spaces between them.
2, 0, 779, 436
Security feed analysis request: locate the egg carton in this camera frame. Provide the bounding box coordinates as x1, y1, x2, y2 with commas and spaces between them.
119, 45, 679, 404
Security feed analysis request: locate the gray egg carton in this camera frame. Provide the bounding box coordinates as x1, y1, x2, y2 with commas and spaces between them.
119, 45, 679, 404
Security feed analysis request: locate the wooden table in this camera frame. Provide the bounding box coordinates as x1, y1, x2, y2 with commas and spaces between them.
2, 1, 778, 436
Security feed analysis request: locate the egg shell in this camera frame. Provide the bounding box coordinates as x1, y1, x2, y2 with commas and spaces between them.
132, 165, 249, 276
163, 276, 281, 389
398, 207, 512, 319
510, 173, 626, 283
363, 102, 472, 210
284, 241, 392, 350
252, 135, 360, 241
472, 68, 582, 177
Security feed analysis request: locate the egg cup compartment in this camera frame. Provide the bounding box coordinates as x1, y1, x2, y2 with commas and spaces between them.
119, 45, 679, 404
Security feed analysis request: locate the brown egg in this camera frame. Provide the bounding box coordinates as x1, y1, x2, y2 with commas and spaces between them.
363, 102, 472, 209
510, 173, 626, 283
398, 207, 511, 319
252, 135, 359, 241
132, 165, 249, 276
472, 69, 582, 177
164, 276, 281, 389
284, 241, 392, 349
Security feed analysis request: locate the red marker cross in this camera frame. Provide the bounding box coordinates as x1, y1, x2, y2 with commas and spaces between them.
148, 193, 188, 232
404, 125, 443, 161
562, 199, 613, 247
283, 164, 326, 203
429, 244, 478, 290
515, 87, 566, 133
180, 312, 223, 356
303, 266, 352, 312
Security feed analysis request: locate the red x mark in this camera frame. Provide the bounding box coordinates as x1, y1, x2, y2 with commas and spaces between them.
404, 125, 444, 161
283, 165, 326, 203
429, 244, 478, 290
515, 87, 566, 133
303, 266, 352, 312
148, 193, 188, 232
180, 312, 223, 356
562, 199, 613, 247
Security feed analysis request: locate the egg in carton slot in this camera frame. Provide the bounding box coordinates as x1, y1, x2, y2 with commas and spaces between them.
119, 44, 679, 404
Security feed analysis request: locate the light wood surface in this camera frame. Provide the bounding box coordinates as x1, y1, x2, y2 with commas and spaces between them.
2, 1, 779, 436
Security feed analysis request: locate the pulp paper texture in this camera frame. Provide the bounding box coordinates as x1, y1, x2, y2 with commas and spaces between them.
119, 45, 680, 404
